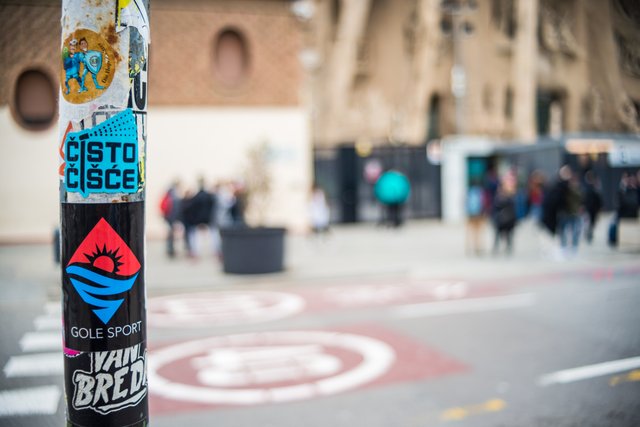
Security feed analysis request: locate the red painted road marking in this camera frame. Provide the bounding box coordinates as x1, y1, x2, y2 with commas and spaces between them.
148, 325, 467, 415
148, 291, 306, 327
147, 280, 506, 328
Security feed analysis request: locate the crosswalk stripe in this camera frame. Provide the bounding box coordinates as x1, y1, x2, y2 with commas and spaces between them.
3, 353, 63, 378
19, 332, 61, 353
34, 315, 61, 331
44, 302, 61, 316
0, 385, 61, 416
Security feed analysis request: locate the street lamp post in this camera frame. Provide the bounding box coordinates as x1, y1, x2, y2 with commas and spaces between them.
59, 1, 150, 426
443, 0, 475, 135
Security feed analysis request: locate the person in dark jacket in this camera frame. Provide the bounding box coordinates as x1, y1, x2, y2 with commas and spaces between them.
609, 172, 640, 247
582, 170, 602, 244
558, 174, 582, 253
492, 183, 517, 255
541, 165, 571, 236
183, 177, 214, 257
160, 180, 182, 258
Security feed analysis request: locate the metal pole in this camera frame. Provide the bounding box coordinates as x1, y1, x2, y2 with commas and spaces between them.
59, 1, 149, 426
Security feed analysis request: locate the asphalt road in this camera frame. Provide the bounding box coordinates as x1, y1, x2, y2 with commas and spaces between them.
1, 220, 639, 426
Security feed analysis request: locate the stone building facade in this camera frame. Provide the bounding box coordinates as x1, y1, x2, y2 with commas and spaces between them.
307, 0, 640, 148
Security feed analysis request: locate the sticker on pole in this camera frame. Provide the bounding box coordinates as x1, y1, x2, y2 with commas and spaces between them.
64, 109, 139, 197
148, 291, 305, 327
149, 326, 467, 414
60, 29, 116, 104
66, 218, 141, 324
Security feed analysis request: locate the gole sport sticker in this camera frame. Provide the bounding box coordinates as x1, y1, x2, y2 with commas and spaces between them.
62, 209, 146, 353
66, 218, 140, 324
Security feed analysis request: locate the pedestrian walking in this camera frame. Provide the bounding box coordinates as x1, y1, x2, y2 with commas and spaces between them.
491, 182, 517, 255
527, 170, 546, 222
309, 184, 331, 236
209, 183, 221, 257
374, 169, 411, 228
159, 180, 182, 258
581, 170, 602, 244
558, 173, 583, 254
610, 172, 640, 247
229, 181, 247, 226
465, 179, 487, 255
183, 177, 215, 257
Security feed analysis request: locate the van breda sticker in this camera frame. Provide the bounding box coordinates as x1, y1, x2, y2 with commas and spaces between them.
71, 343, 147, 416
65, 109, 139, 197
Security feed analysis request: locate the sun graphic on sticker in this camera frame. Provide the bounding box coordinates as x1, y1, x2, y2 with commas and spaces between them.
85, 244, 124, 274
67, 218, 141, 277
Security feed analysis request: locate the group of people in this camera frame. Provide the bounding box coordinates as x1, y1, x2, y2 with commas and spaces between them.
160, 178, 246, 258
466, 165, 640, 257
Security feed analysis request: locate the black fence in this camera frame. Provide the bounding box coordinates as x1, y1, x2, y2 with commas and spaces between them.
314, 144, 442, 223
498, 135, 640, 211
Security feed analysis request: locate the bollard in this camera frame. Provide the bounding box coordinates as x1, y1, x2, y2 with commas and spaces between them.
59, 1, 149, 426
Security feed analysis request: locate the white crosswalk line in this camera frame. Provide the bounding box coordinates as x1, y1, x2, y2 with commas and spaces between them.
44, 302, 61, 316
3, 352, 63, 378
33, 315, 61, 331
0, 385, 61, 416
19, 332, 61, 352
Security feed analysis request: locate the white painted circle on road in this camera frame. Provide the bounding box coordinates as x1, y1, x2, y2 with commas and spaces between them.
148, 291, 305, 327
148, 330, 396, 405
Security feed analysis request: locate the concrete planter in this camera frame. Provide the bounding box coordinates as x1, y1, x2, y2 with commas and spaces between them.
220, 226, 286, 274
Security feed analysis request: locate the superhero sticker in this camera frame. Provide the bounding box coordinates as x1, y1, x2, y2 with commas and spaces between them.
61, 29, 116, 104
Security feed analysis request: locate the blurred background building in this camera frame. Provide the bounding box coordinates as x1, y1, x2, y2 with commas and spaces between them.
305, 0, 640, 223
1, 0, 639, 240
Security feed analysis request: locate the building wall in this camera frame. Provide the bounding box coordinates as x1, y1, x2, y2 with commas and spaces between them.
150, 0, 302, 106
0, 0, 312, 241
309, 0, 640, 148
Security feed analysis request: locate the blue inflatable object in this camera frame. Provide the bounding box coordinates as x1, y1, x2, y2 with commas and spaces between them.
374, 171, 411, 205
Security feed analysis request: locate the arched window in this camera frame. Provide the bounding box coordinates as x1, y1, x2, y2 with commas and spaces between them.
13, 69, 57, 130
214, 28, 249, 87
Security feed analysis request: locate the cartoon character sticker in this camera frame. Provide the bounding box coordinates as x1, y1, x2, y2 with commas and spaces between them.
61, 29, 117, 104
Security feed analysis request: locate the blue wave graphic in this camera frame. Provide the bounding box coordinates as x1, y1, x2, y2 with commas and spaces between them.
66, 265, 139, 324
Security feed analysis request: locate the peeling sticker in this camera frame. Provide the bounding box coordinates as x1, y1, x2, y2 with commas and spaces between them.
60, 29, 116, 104
128, 27, 146, 78
116, 0, 150, 43
60, 0, 131, 123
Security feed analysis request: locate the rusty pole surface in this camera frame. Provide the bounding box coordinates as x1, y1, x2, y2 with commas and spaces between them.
59, 1, 149, 426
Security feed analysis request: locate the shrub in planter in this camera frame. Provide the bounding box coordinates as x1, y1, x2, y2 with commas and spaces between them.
220, 142, 286, 274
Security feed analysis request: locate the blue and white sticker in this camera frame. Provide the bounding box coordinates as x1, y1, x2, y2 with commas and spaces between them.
65, 109, 138, 197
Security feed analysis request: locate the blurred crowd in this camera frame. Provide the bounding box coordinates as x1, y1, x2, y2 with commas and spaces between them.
159, 166, 639, 262
466, 166, 640, 258
159, 178, 247, 259
160, 178, 334, 259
